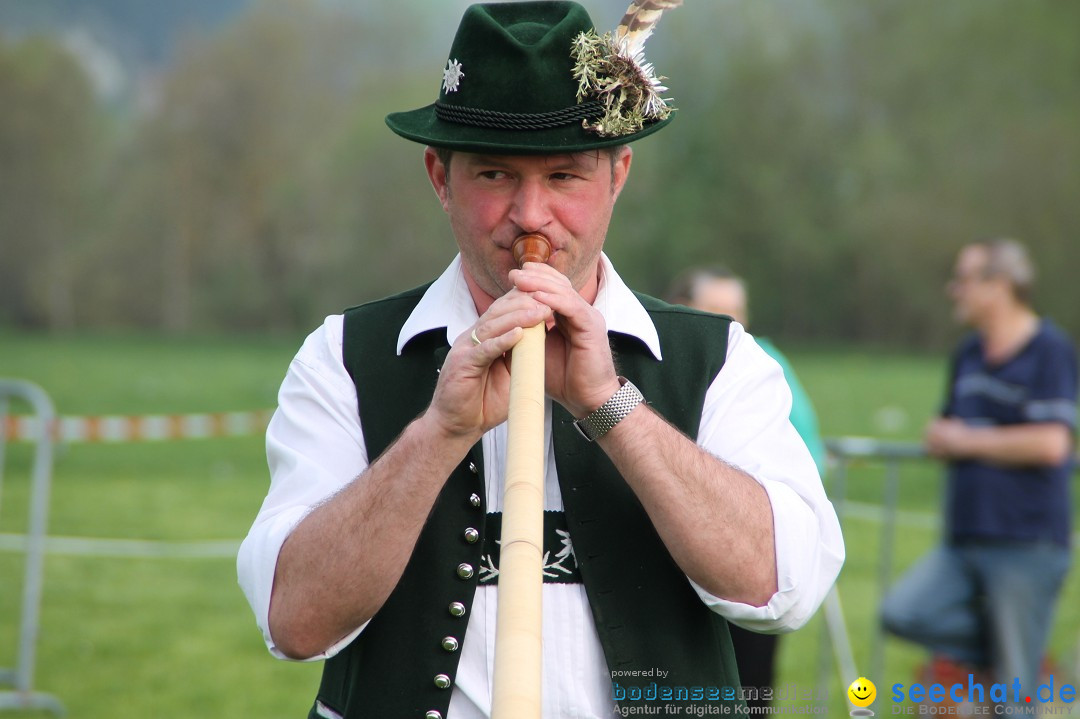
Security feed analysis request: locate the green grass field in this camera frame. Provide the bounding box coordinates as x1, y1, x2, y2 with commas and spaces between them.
1, 332, 1077, 717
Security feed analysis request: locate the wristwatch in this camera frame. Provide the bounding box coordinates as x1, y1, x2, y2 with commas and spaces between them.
573, 376, 644, 442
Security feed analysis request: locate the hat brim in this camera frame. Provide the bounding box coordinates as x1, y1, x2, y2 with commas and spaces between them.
385, 104, 674, 155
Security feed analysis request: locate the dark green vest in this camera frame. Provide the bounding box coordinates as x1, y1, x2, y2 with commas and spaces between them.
309, 284, 741, 718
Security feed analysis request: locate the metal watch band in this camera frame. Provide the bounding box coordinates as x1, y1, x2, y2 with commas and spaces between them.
573, 377, 644, 442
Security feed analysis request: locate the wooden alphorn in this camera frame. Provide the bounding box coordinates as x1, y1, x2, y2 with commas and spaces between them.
490, 233, 551, 719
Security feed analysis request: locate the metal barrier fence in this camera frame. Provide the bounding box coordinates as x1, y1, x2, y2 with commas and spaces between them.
0, 385, 1072, 707
825, 436, 1080, 687
0, 379, 64, 715
826, 436, 929, 685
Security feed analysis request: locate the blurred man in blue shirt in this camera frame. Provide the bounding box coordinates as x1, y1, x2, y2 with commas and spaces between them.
882, 238, 1076, 699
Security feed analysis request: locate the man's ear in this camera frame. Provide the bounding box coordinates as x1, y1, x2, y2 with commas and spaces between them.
424, 147, 451, 212
611, 146, 633, 202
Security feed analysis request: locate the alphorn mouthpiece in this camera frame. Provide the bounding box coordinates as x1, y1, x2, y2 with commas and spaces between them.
511, 233, 552, 268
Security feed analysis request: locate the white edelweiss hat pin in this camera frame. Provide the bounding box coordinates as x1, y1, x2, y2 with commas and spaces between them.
442, 58, 464, 94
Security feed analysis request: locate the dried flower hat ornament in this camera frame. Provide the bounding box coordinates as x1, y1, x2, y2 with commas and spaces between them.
572, 0, 683, 137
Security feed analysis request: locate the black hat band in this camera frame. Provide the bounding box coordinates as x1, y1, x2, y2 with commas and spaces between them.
434, 100, 603, 131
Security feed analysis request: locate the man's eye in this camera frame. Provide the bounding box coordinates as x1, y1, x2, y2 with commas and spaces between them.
551, 172, 580, 181
479, 170, 507, 180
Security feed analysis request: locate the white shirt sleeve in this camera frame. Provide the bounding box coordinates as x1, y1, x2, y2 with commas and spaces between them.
689, 322, 845, 633
236, 314, 370, 660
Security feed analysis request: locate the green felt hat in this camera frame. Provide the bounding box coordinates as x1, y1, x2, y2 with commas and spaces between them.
385, 1, 675, 154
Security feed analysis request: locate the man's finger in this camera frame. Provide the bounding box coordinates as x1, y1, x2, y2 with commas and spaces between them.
469, 326, 524, 364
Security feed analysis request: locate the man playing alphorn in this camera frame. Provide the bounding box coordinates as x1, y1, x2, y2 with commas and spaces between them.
239, 3, 843, 717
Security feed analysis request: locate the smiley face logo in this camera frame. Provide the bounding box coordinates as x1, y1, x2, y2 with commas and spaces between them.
847, 676, 877, 708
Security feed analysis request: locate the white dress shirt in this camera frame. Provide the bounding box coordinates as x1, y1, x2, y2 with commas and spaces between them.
237, 253, 844, 719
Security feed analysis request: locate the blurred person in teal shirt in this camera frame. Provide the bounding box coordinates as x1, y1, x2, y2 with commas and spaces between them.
668, 266, 827, 474
669, 265, 828, 709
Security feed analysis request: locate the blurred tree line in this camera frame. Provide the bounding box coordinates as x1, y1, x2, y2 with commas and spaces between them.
1, 0, 1077, 347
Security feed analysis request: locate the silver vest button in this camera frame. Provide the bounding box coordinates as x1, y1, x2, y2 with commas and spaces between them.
468, 461, 478, 474
463, 527, 479, 544
448, 601, 466, 617
469, 493, 481, 508
434, 673, 452, 689
425, 712, 443, 719
456, 563, 474, 579
441, 636, 460, 652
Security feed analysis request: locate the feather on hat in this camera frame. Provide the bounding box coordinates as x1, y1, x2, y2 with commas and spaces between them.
572, 0, 682, 137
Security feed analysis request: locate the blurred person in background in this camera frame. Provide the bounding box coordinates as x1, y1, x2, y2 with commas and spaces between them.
669, 265, 828, 710
668, 266, 827, 473
881, 238, 1076, 699
237, 3, 843, 718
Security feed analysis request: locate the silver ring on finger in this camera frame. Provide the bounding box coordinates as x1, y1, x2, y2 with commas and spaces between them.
470, 328, 482, 346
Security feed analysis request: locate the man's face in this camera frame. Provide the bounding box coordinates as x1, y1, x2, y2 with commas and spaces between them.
948, 245, 999, 326
425, 148, 632, 303
689, 278, 748, 326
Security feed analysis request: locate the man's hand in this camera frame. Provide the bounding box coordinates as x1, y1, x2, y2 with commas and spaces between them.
925, 417, 971, 459
425, 290, 552, 440
510, 262, 621, 418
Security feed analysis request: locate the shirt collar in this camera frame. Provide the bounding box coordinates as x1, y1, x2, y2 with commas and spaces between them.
396, 253, 662, 361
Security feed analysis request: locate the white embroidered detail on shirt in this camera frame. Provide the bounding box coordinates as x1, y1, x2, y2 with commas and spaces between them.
546, 528, 579, 578
478, 530, 579, 583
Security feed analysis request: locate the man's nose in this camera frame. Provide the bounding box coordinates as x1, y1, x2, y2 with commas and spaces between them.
508, 179, 550, 232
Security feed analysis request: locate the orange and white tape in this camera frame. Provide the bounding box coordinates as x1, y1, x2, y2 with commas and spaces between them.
2, 410, 274, 443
